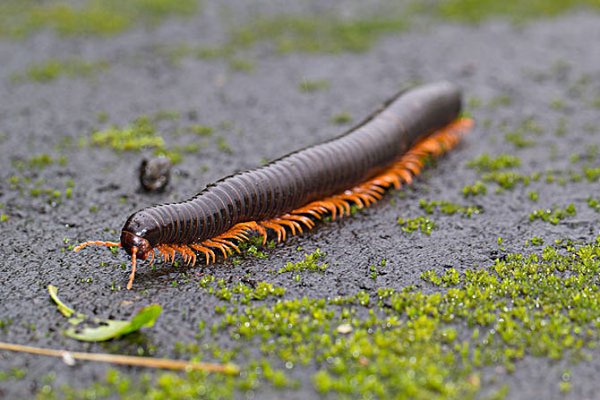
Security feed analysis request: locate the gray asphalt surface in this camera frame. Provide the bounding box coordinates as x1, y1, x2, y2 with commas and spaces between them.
1, 3, 600, 399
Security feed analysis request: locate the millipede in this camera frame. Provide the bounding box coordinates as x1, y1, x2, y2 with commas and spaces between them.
75, 81, 473, 289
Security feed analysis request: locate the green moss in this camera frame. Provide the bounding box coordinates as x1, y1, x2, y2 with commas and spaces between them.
0, 367, 27, 381
0, 0, 199, 38
529, 203, 577, 225
482, 171, 533, 190
559, 380, 571, 393
528, 190, 539, 202
555, 117, 568, 136
216, 137, 233, 154
25, 153, 54, 169
44, 236, 600, 399
0, 319, 12, 332
331, 112, 352, 125
462, 181, 487, 197
298, 79, 330, 93
487, 94, 512, 108
505, 131, 535, 148
201, 276, 286, 305
230, 14, 408, 55
152, 110, 181, 122
549, 98, 566, 110
188, 125, 213, 136
90, 111, 211, 164
435, 0, 600, 23
11, 58, 108, 83
228, 58, 255, 72
397, 216, 437, 235
9, 157, 74, 205
467, 96, 482, 109
529, 236, 544, 246
466, 153, 521, 172
91, 116, 164, 152
0, 213, 8, 223
422, 268, 460, 287
583, 165, 600, 182
419, 199, 482, 217
96, 111, 109, 123
277, 249, 327, 274
587, 197, 600, 212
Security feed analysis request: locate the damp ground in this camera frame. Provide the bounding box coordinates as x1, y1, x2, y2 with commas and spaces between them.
1, 2, 600, 399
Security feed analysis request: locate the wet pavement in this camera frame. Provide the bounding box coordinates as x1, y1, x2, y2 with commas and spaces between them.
1, 3, 600, 399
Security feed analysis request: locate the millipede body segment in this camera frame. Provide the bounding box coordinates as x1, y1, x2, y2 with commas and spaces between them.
75, 81, 474, 289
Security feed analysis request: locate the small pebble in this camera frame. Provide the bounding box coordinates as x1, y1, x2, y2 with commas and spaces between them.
139, 157, 171, 192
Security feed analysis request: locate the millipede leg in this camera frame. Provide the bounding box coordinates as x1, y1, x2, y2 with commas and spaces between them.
290, 204, 326, 219
212, 238, 240, 254
204, 240, 230, 258
234, 222, 268, 244
282, 214, 315, 229
260, 221, 286, 242
190, 244, 216, 264
274, 218, 301, 235
173, 245, 197, 266
157, 244, 176, 263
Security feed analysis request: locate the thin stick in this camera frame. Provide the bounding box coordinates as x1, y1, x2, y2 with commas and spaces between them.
0, 341, 239, 375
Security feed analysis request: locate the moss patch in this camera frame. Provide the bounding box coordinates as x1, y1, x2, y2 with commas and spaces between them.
44, 236, 600, 399
433, 0, 600, 23
91, 116, 165, 152
298, 79, 330, 93
529, 203, 577, 225
466, 153, 521, 172
229, 14, 408, 54
11, 58, 109, 83
87, 113, 228, 164
397, 216, 437, 235
277, 249, 328, 274
419, 199, 482, 218
0, 0, 198, 38
196, 12, 409, 61
191, 1, 600, 63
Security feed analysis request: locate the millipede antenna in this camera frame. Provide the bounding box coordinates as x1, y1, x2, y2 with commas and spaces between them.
73, 241, 121, 252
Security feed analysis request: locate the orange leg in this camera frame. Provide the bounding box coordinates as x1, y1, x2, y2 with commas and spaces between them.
282, 214, 315, 229
157, 244, 176, 263
339, 192, 364, 209
234, 221, 268, 244
274, 218, 301, 235
212, 238, 241, 254
204, 239, 231, 258
172, 244, 197, 266
311, 201, 338, 220
189, 244, 216, 264
290, 205, 326, 219
260, 220, 287, 242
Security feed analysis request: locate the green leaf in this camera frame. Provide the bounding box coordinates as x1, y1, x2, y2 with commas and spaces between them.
64, 305, 162, 342
48, 285, 75, 317
48, 284, 162, 342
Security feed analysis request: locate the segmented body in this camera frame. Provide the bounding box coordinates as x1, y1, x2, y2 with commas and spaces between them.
75, 81, 473, 289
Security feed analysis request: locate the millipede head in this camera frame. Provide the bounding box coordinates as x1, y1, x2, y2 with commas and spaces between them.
120, 231, 153, 261
73, 235, 150, 290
